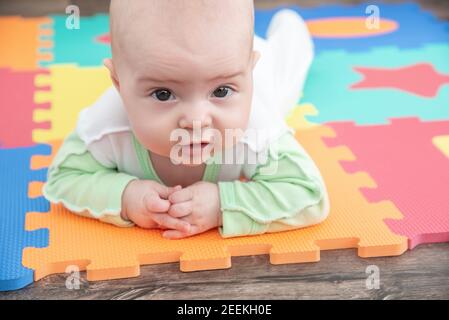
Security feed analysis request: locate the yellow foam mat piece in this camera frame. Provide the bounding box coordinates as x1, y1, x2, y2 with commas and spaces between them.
0, 16, 52, 70
433, 135, 449, 159
23, 126, 407, 282
33, 64, 111, 143
285, 103, 320, 130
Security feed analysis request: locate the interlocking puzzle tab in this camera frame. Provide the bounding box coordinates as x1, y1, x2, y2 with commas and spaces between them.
32, 64, 111, 144
325, 118, 449, 249
41, 15, 110, 67
0, 16, 52, 70
0, 145, 50, 291
0, 68, 50, 148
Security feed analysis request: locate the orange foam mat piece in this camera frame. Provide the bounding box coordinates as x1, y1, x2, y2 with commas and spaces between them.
23, 127, 407, 282
0, 16, 52, 70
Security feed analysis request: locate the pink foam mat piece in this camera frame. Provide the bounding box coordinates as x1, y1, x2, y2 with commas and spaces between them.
324, 117, 449, 249
0, 68, 50, 148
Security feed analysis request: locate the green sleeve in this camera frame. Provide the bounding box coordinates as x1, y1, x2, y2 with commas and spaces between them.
43, 131, 139, 227
218, 131, 329, 238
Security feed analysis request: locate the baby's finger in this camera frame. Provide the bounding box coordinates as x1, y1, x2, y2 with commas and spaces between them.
144, 193, 170, 213
162, 225, 200, 240
172, 185, 183, 191
168, 201, 193, 218
154, 184, 181, 199
162, 229, 188, 240
168, 187, 193, 204
149, 212, 191, 233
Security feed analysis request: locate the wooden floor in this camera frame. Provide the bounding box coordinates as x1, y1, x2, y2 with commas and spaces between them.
1, 0, 449, 300
0, 243, 448, 299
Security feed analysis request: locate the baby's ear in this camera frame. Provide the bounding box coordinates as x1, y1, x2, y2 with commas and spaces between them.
103, 58, 120, 91
251, 50, 261, 70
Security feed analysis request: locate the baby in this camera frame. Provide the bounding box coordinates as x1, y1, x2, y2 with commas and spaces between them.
43, 0, 330, 239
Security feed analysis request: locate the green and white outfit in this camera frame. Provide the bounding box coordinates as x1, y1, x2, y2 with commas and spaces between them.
43, 9, 330, 238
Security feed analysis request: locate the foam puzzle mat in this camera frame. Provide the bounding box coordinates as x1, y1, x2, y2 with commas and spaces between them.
1, 2, 448, 291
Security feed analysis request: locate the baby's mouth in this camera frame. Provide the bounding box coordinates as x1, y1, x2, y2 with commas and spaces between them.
188, 142, 209, 150
180, 141, 213, 157
175, 138, 217, 165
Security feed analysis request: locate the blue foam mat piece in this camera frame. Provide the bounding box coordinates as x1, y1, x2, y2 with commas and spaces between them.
0, 144, 51, 291
255, 2, 449, 53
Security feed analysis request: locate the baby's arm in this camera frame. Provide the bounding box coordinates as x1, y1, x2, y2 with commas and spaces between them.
43, 131, 189, 232
43, 131, 137, 226
217, 131, 330, 238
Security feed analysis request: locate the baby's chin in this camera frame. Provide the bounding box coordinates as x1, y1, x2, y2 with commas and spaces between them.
179, 161, 206, 167
172, 147, 217, 166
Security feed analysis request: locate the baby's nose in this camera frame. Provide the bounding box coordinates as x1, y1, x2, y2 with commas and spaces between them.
178, 118, 212, 131
178, 112, 212, 129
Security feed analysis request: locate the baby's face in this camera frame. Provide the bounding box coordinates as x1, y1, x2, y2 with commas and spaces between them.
107, 0, 258, 165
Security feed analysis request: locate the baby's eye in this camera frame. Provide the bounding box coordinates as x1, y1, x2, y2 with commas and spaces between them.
212, 86, 233, 98
151, 89, 175, 102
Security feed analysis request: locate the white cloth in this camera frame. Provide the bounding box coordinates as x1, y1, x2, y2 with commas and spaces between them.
76, 9, 314, 181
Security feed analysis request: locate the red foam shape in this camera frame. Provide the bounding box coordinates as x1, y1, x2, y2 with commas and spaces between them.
350, 63, 449, 98
326, 117, 449, 249
0, 68, 50, 148
96, 33, 110, 44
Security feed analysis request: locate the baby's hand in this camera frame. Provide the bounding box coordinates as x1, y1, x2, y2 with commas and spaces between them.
121, 180, 190, 232
164, 181, 222, 239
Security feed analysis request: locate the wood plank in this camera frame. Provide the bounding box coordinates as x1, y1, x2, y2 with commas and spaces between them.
1, 243, 448, 299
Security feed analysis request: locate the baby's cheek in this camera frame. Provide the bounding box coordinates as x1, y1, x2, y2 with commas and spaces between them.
150, 128, 175, 155
131, 122, 166, 154
216, 115, 248, 149
220, 96, 251, 127
228, 104, 250, 130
